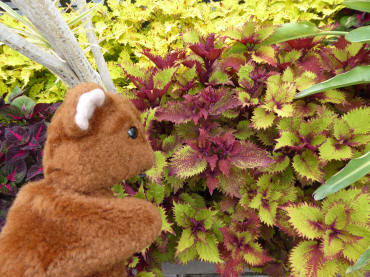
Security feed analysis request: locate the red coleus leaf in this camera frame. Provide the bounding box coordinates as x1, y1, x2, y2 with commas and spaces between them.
287, 37, 319, 50
206, 174, 219, 195
189, 33, 223, 63
142, 49, 185, 69
156, 86, 241, 124
231, 142, 274, 169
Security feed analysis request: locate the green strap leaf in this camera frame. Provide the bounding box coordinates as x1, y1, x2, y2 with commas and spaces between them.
261, 22, 347, 46
343, 0, 370, 13
313, 151, 370, 200
346, 247, 370, 273
345, 25, 370, 43
295, 65, 370, 99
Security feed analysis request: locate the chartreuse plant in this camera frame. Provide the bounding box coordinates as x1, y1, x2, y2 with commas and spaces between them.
0, 0, 344, 101
111, 18, 370, 276
1, 9, 369, 277
286, 189, 369, 276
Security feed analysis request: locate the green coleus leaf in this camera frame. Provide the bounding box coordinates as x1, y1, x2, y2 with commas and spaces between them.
237, 64, 254, 85
177, 228, 195, 253
289, 241, 328, 277
170, 145, 207, 178
275, 131, 299, 150
342, 107, 370, 135
293, 150, 323, 182
158, 206, 174, 234
346, 247, 370, 274
183, 31, 200, 44
112, 184, 127, 198
146, 151, 167, 184
295, 65, 370, 99
195, 234, 222, 263
319, 138, 353, 161
313, 151, 370, 200
252, 46, 276, 65
209, 70, 229, 84
146, 182, 165, 205
285, 203, 325, 239
259, 201, 278, 226
234, 120, 254, 140
250, 107, 276, 129
173, 202, 195, 228
264, 153, 290, 173
195, 209, 216, 230
153, 67, 177, 89
243, 242, 272, 266
177, 246, 197, 264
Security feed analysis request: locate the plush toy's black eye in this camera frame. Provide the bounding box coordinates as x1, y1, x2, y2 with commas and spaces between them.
128, 127, 138, 139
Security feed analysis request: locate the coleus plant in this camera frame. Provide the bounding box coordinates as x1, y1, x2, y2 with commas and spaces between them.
120, 20, 369, 277
0, 20, 368, 277
0, 87, 59, 230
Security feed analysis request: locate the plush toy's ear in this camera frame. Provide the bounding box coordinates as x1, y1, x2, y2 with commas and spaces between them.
53, 83, 108, 138
74, 88, 105, 131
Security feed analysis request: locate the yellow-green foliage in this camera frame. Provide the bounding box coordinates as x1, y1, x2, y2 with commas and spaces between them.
0, 0, 343, 102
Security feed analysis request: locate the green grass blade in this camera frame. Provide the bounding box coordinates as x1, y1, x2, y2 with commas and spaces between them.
261, 22, 347, 46
346, 25, 370, 43
313, 151, 370, 200
66, 3, 101, 28
346, 247, 370, 273
295, 65, 370, 99
0, 1, 39, 34
343, 0, 370, 13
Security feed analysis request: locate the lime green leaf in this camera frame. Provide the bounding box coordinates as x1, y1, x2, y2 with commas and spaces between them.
177, 246, 197, 264
346, 247, 370, 274
183, 31, 200, 44
171, 145, 207, 178
343, 0, 370, 13
173, 202, 194, 227
209, 70, 229, 84
196, 234, 222, 263
159, 207, 174, 234
177, 228, 195, 253
313, 151, 370, 200
237, 64, 254, 85
293, 150, 323, 182
154, 67, 177, 89
251, 107, 276, 129
285, 203, 324, 239
346, 26, 370, 43
275, 131, 299, 150
323, 231, 344, 257
319, 138, 353, 161
146, 182, 165, 205
112, 184, 127, 198
136, 272, 155, 277
295, 66, 370, 98
146, 151, 167, 184
342, 107, 370, 135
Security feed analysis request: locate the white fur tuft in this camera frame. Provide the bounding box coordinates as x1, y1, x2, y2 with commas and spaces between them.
74, 88, 105, 130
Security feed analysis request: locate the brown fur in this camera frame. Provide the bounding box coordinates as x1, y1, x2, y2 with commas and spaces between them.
0, 83, 162, 277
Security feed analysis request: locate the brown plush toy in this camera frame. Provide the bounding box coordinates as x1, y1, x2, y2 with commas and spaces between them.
0, 83, 162, 277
